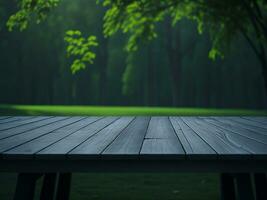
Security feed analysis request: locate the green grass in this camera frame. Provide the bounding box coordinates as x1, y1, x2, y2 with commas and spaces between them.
0, 104, 265, 200
0, 173, 219, 200
0, 104, 266, 116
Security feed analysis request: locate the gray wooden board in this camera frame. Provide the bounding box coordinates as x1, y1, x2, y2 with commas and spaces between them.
0, 117, 11, 120
194, 118, 253, 155
37, 117, 118, 159
211, 117, 267, 144
0, 116, 33, 124
0, 116, 266, 161
0, 117, 83, 153
140, 117, 185, 158
140, 139, 185, 158
103, 117, 150, 157
0, 117, 68, 140
242, 117, 267, 124
68, 117, 134, 159
169, 117, 216, 159
3, 117, 101, 159
201, 117, 267, 156
0, 116, 51, 131
181, 117, 249, 158
145, 117, 177, 139
194, 117, 255, 158
228, 117, 267, 131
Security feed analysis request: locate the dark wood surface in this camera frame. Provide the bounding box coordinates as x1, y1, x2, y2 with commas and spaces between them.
0, 116, 267, 172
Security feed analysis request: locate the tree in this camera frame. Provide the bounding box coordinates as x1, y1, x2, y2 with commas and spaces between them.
6, 0, 267, 101
102, 0, 267, 96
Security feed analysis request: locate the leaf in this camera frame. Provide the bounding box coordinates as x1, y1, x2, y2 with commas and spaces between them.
64, 29, 98, 73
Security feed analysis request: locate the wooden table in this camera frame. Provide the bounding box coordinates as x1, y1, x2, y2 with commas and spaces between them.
0, 116, 267, 200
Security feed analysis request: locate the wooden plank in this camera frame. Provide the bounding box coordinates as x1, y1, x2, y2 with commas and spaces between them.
1, 159, 267, 173
201, 117, 267, 156
210, 117, 267, 144
0, 116, 11, 120
0, 117, 83, 153
13, 173, 42, 200
0, 116, 33, 124
103, 117, 150, 157
254, 173, 267, 200
195, 117, 257, 156
220, 173, 236, 200
40, 173, 57, 200
227, 117, 267, 132
4, 117, 100, 159
235, 173, 254, 200
182, 117, 250, 158
55, 173, 72, 200
145, 117, 177, 139
0, 116, 51, 131
0, 117, 68, 140
170, 117, 216, 159
140, 139, 185, 158
68, 117, 134, 159
242, 117, 267, 125
140, 117, 185, 158
37, 117, 118, 159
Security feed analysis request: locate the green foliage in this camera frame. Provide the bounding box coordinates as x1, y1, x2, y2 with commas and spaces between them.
7, 0, 59, 31
102, 0, 267, 59
64, 30, 98, 74
7, 0, 267, 61
102, 0, 168, 51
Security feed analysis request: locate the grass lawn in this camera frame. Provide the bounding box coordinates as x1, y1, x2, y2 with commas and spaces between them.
0, 105, 266, 200
0, 104, 266, 116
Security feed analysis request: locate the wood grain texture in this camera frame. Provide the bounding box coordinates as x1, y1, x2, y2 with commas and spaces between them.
210, 117, 267, 144
140, 139, 185, 158
145, 117, 177, 139
226, 117, 267, 133
0, 116, 266, 161
0, 117, 33, 124
68, 117, 134, 159
37, 117, 118, 159
182, 117, 250, 159
242, 117, 267, 125
0, 117, 83, 153
170, 117, 216, 159
0, 116, 51, 131
140, 117, 185, 158
4, 117, 100, 159
202, 117, 267, 156
0, 117, 65, 140
0, 116, 11, 120
103, 117, 150, 157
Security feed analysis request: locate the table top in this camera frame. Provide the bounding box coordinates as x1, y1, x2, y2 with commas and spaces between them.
0, 116, 267, 172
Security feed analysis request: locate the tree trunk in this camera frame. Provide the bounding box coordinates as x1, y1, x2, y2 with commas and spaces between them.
259, 53, 267, 105
15, 38, 24, 104
98, 36, 109, 105
146, 43, 155, 106
243, 0, 267, 104
165, 18, 182, 107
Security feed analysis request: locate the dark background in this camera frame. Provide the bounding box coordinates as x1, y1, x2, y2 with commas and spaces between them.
0, 0, 266, 109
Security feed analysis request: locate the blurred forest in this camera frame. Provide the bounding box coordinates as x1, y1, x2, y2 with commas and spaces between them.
0, 0, 266, 108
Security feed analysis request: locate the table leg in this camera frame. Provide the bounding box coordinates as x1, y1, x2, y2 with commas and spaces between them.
235, 173, 254, 200
13, 173, 42, 200
220, 173, 236, 200
40, 173, 57, 200
55, 173, 72, 200
254, 173, 267, 200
